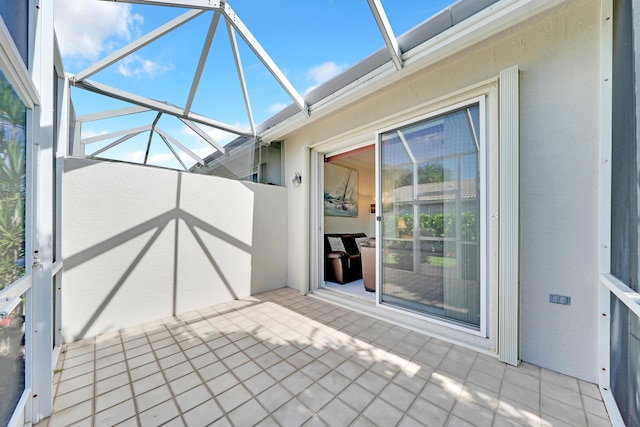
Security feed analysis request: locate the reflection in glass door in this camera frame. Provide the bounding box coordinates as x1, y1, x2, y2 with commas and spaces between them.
379, 102, 483, 330
0, 70, 28, 426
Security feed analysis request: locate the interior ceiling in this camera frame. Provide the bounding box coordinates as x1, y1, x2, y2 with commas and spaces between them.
68, 0, 494, 171
328, 145, 375, 170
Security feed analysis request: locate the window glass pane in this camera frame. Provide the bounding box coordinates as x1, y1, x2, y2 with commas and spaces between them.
196, 139, 284, 186
0, 2, 29, 66
380, 104, 481, 329
0, 293, 26, 426
0, 72, 27, 291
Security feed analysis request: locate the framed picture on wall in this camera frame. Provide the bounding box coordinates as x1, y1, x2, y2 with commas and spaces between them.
324, 163, 358, 217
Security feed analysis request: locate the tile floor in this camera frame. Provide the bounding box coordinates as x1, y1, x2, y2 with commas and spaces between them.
38, 288, 612, 427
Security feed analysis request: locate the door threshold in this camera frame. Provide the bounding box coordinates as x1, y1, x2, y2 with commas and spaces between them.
309, 287, 495, 356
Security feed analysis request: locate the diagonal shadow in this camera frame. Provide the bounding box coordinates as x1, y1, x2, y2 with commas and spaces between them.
184, 222, 239, 300
64, 209, 177, 271
74, 221, 169, 340
67, 194, 254, 340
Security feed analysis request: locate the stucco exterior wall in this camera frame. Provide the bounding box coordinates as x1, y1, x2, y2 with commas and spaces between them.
283, 0, 600, 381
62, 158, 288, 342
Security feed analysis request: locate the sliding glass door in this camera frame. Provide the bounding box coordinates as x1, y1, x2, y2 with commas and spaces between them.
379, 101, 483, 330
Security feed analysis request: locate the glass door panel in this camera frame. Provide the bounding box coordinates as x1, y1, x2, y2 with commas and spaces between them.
380, 103, 481, 329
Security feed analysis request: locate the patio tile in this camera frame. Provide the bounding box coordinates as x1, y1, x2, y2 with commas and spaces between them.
541, 395, 588, 426
406, 397, 449, 427
272, 397, 314, 427
355, 369, 389, 395
57, 372, 94, 396
298, 382, 334, 412
499, 381, 540, 412
266, 359, 296, 381
301, 360, 331, 380
540, 380, 583, 409
95, 362, 127, 381
164, 361, 195, 382
257, 383, 293, 412
135, 384, 172, 412
379, 382, 417, 412
45, 288, 611, 427
139, 399, 181, 426
59, 361, 95, 382
207, 372, 239, 395
169, 372, 202, 395
228, 398, 268, 426
317, 397, 359, 426
451, 400, 495, 427
217, 384, 252, 412
52, 385, 93, 413
47, 400, 93, 427
318, 370, 351, 394
338, 382, 376, 412
129, 360, 161, 382
62, 351, 94, 369
175, 384, 212, 413
243, 371, 277, 395
94, 399, 136, 427
362, 397, 405, 427
95, 384, 132, 413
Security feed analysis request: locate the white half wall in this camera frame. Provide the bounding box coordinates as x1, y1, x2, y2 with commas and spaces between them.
62, 158, 288, 342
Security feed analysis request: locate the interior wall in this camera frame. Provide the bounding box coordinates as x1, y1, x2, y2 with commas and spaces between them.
323, 161, 376, 237
62, 158, 288, 342
283, 0, 600, 381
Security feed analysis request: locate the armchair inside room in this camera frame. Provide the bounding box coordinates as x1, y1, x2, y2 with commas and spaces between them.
324, 233, 366, 284
359, 238, 376, 292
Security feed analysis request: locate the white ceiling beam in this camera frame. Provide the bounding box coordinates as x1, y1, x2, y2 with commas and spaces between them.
221, 2, 309, 116
88, 130, 146, 157
73, 79, 254, 137
156, 132, 188, 171
155, 127, 205, 165
99, 0, 221, 9
73, 9, 205, 82
367, 0, 403, 70
178, 118, 225, 154
82, 124, 152, 144
185, 12, 221, 115
226, 20, 255, 135
144, 112, 163, 164
78, 105, 151, 122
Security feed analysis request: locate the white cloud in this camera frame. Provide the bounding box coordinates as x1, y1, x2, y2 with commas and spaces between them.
121, 150, 145, 163
304, 61, 348, 93
54, 0, 143, 61
116, 54, 174, 79
268, 103, 288, 115
150, 152, 175, 164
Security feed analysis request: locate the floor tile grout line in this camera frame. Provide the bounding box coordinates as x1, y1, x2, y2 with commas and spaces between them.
120, 329, 145, 426
145, 321, 195, 426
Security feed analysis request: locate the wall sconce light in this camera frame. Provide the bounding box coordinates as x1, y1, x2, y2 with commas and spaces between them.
292, 172, 302, 186
370, 204, 376, 214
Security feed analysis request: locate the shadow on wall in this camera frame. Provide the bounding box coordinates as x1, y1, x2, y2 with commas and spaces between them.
62, 158, 288, 342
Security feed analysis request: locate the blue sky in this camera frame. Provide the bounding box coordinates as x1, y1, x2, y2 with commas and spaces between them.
54, 0, 457, 170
